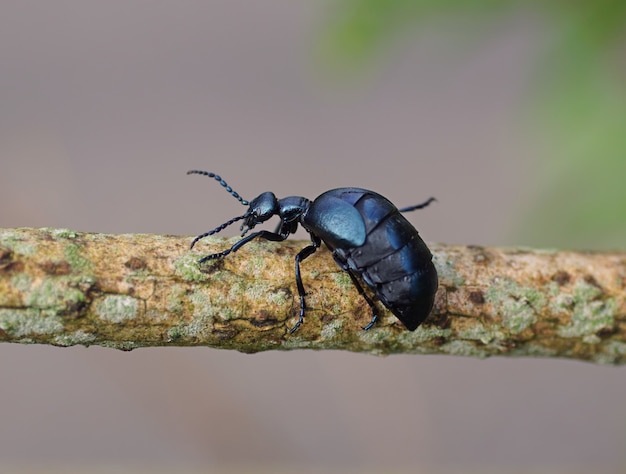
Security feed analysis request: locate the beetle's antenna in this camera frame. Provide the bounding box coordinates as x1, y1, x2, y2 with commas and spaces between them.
187, 170, 249, 206
190, 214, 246, 249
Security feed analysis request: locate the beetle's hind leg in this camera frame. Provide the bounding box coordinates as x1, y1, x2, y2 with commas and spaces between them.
331, 253, 379, 330
342, 269, 379, 330
330, 254, 379, 330
398, 197, 436, 213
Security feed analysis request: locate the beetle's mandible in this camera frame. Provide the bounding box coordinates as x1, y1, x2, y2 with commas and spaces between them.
187, 170, 438, 333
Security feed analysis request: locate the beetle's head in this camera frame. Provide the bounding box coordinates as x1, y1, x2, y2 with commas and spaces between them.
241, 192, 278, 235
187, 170, 281, 248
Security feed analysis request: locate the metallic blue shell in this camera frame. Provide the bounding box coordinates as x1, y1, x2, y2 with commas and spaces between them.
304, 187, 437, 331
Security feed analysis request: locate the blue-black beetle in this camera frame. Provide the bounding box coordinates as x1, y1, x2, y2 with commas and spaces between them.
187, 170, 438, 332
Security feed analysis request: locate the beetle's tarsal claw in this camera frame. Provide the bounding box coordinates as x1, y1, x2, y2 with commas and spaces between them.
198, 251, 229, 264
288, 319, 303, 334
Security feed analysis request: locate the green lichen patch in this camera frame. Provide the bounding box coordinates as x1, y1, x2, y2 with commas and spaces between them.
357, 326, 394, 346
593, 353, 620, 365
64, 243, 92, 272
457, 322, 506, 345
432, 252, 464, 286
167, 325, 183, 341
0, 308, 64, 337
0, 231, 36, 256
281, 336, 315, 350
173, 254, 211, 282
168, 314, 213, 340
166, 289, 220, 341
49, 228, 78, 239
232, 280, 290, 318
166, 284, 187, 315
331, 272, 353, 291
98, 340, 142, 351
309, 269, 321, 280
238, 280, 270, 301
398, 325, 451, 345
583, 334, 601, 344
508, 343, 558, 358
24, 278, 86, 312
10, 274, 86, 313
320, 318, 343, 340
557, 280, 616, 338
596, 340, 626, 364
440, 340, 488, 358
267, 288, 289, 306
11, 274, 33, 293
242, 253, 267, 279
54, 330, 97, 347
485, 278, 546, 334
604, 340, 626, 356
189, 289, 216, 317
95, 295, 140, 323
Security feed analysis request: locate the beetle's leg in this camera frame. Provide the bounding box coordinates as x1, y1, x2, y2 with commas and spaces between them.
197, 230, 286, 263
274, 219, 297, 235
330, 254, 379, 330
343, 269, 379, 330
398, 197, 436, 213
290, 235, 321, 333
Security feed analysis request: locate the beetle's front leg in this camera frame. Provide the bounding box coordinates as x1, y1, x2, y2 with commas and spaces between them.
197, 230, 287, 264
290, 234, 321, 333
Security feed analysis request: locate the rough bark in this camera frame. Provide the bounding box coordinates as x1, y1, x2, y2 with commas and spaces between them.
0, 227, 625, 364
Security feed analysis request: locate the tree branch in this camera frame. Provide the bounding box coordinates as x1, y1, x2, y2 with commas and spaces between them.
1, 227, 625, 364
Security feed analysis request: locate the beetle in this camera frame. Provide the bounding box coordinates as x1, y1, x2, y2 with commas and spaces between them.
187, 170, 438, 332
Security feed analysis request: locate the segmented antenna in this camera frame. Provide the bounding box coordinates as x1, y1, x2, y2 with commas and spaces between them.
187, 170, 249, 205
190, 214, 246, 249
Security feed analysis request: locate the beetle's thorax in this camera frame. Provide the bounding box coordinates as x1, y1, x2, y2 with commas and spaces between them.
278, 195, 310, 223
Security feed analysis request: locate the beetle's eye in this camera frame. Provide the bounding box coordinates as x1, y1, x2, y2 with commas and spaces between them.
248, 192, 278, 222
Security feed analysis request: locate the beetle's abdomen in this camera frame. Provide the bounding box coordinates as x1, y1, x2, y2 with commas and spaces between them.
342, 191, 437, 331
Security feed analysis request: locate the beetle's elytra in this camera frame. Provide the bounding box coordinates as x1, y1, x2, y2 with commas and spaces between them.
187, 170, 438, 332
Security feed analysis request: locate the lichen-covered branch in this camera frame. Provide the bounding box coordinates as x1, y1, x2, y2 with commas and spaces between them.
1, 227, 625, 364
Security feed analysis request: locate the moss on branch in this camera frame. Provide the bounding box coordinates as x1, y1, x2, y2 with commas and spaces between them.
0, 227, 625, 364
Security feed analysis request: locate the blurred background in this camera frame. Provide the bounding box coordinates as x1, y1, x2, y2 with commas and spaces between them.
1, 1, 626, 472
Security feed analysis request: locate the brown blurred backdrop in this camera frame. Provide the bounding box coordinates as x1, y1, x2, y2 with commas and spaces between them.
1, 2, 625, 472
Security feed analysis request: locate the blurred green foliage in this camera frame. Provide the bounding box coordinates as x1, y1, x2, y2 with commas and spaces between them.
320, 0, 626, 249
